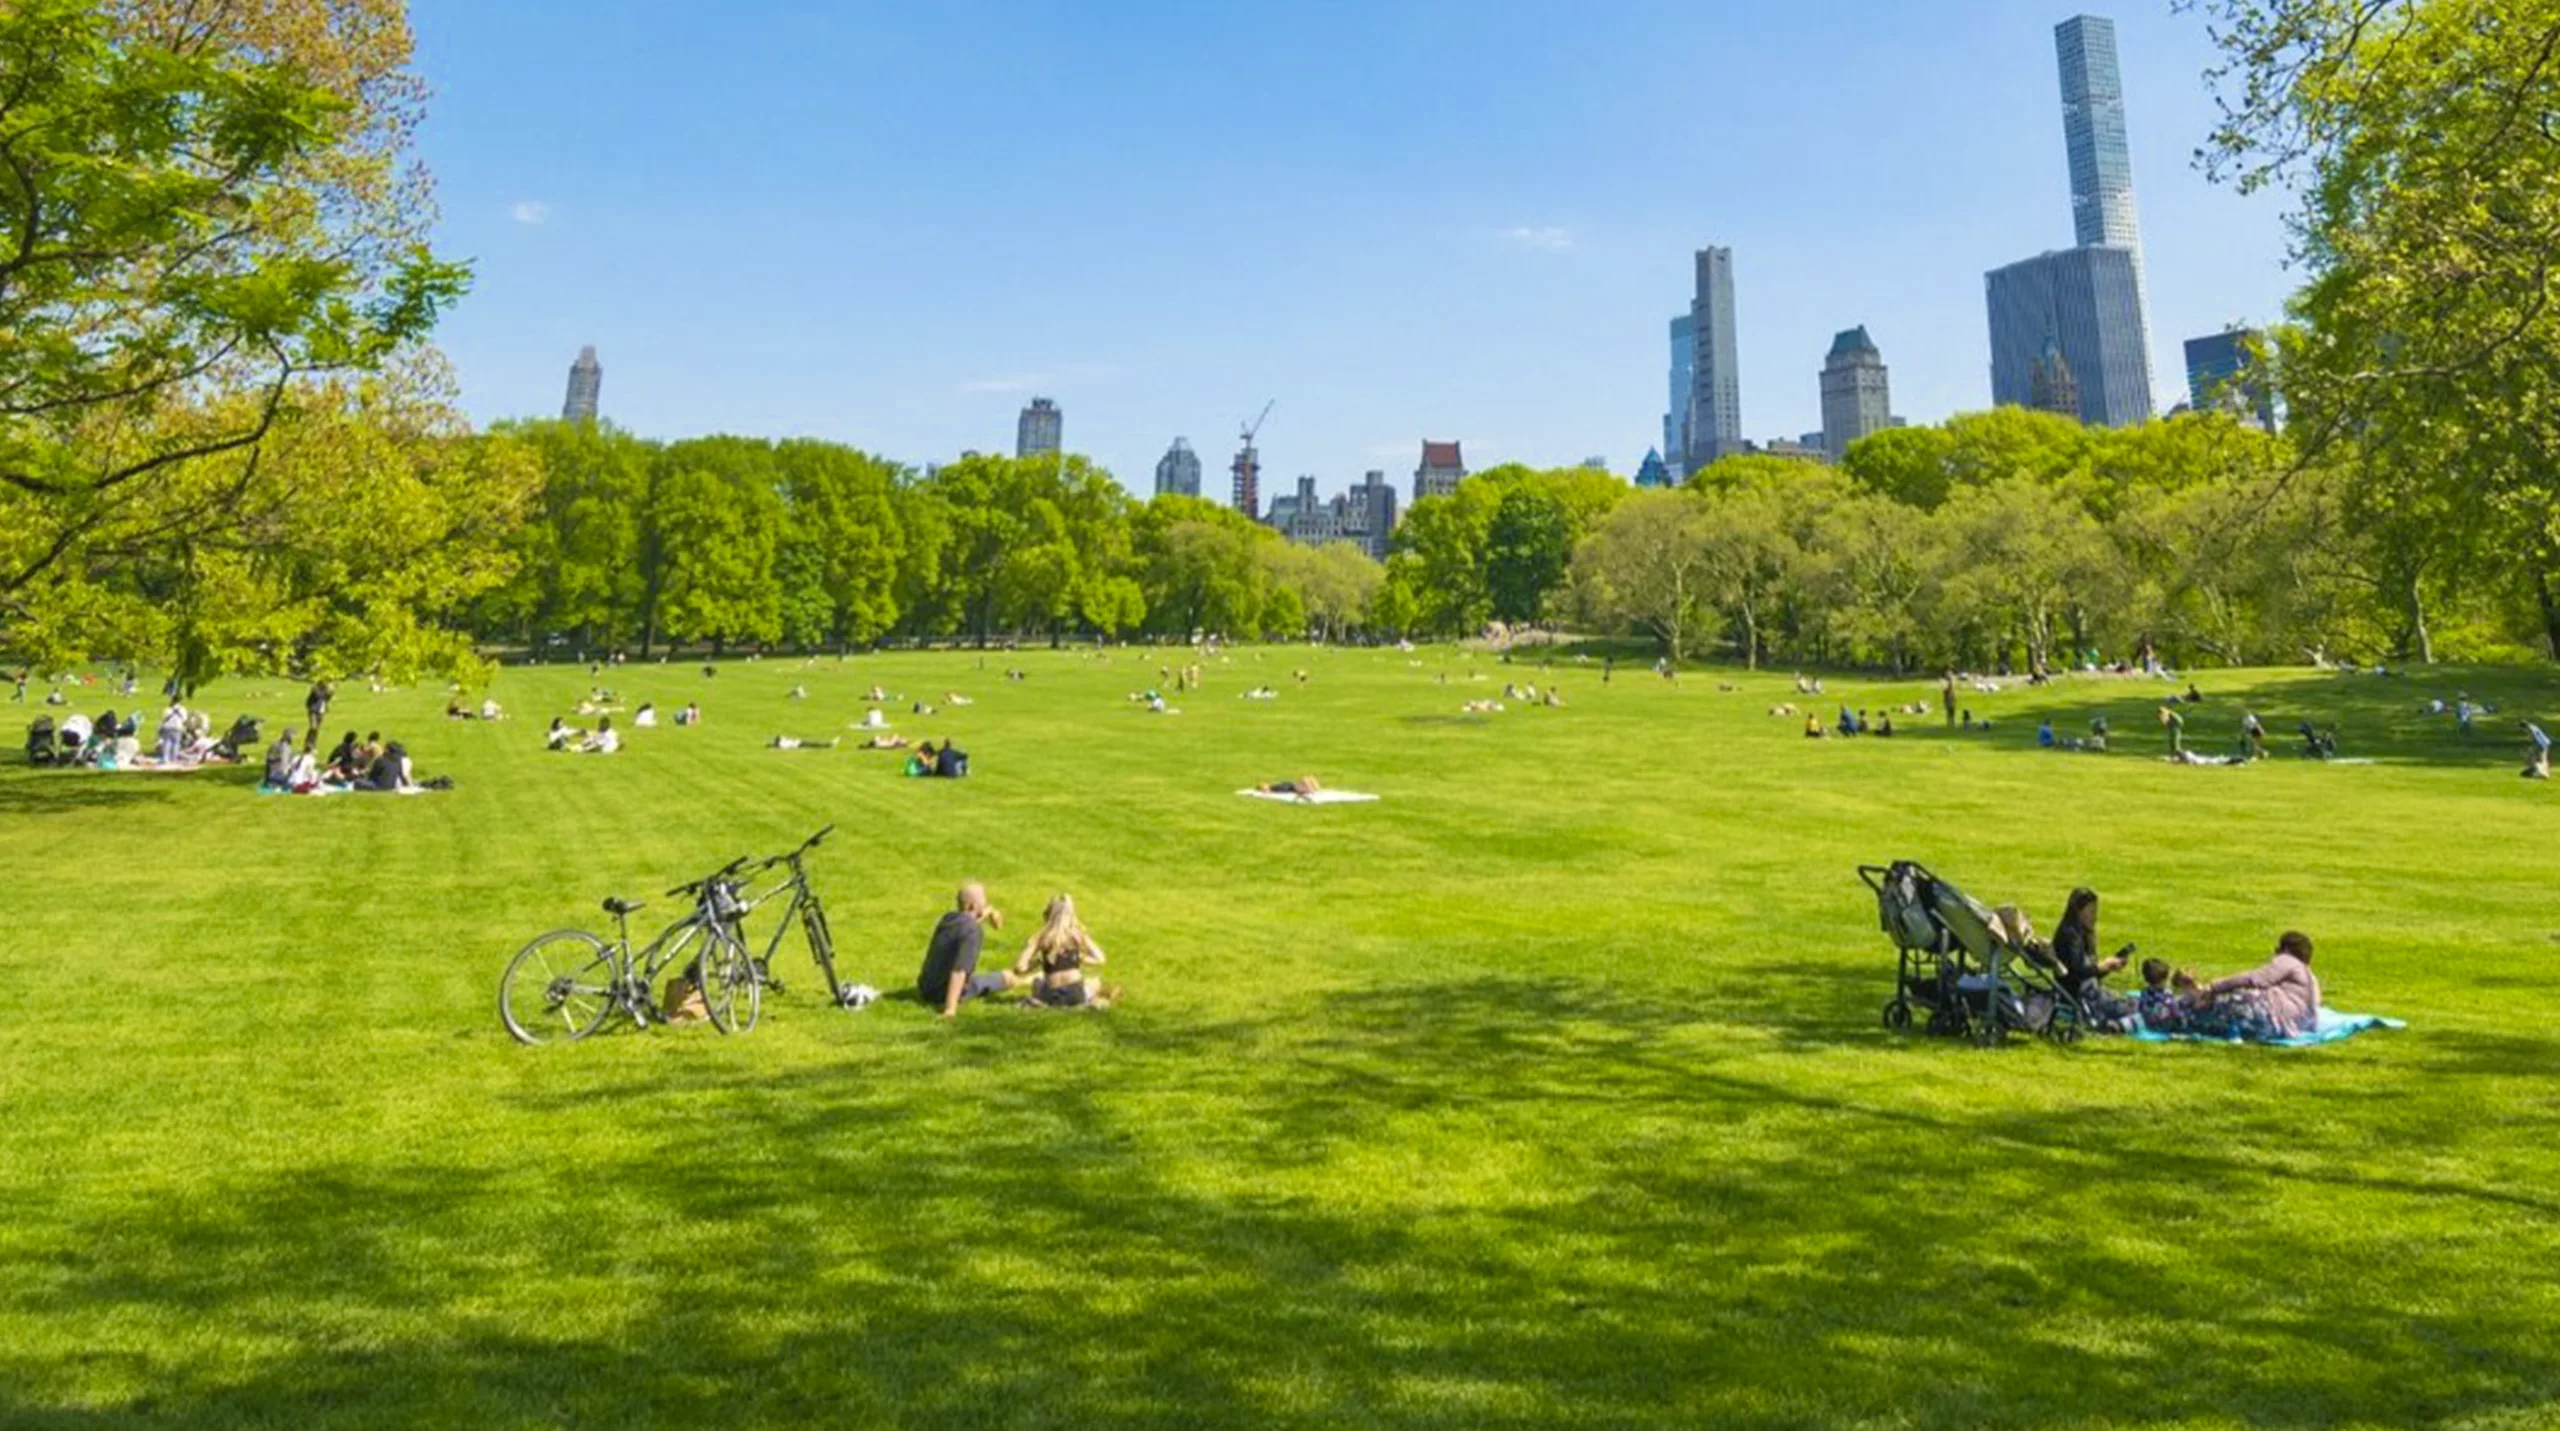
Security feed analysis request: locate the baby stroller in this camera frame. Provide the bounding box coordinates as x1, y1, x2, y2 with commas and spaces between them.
210, 714, 262, 763
24, 716, 62, 767
1858, 861, 2082, 1046
2298, 721, 2339, 760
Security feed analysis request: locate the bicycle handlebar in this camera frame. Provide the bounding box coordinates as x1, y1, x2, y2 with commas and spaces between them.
667, 854, 750, 897
745, 825, 835, 876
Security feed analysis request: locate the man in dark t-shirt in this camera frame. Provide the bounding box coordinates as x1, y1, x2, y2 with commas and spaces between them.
917, 882, 1015, 1016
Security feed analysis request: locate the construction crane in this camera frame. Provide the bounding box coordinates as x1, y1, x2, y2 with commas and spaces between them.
1232, 400, 1274, 519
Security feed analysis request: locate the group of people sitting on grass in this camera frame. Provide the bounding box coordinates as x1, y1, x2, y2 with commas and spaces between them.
32, 702, 264, 770
915, 883, 1118, 1015
2008, 889, 2324, 1040
1807, 707, 1898, 739
546, 715, 620, 754
262, 727, 437, 793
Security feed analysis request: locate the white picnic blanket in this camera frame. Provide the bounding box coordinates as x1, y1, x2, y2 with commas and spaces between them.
1237, 789, 1379, 805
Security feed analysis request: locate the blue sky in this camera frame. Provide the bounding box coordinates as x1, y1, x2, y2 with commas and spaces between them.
414, 1, 2297, 495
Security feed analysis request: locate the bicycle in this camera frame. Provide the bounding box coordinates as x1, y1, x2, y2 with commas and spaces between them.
498, 857, 763, 1045
725, 825, 869, 1028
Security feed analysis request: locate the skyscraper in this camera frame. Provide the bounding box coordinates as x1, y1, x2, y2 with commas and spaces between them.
1665, 314, 1695, 473
1819, 327, 1892, 460
562, 346, 601, 424
2184, 328, 2278, 428
1016, 398, 1062, 459
2055, 14, 2154, 402
1986, 247, 2150, 427
1154, 438, 1203, 498
1684, 247, 1742, 472
1342, 471, 1398, 562
1231, 441, 1261, 519
1414, 441, 1466, 503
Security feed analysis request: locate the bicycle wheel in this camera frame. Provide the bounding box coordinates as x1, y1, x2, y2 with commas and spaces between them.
500, 930, 619, 1045
702, 926, 762, 1035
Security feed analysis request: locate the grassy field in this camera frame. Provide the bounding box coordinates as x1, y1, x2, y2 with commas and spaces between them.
2, 644, 2557, 1429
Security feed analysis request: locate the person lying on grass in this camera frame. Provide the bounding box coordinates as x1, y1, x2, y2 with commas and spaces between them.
770, 735, 840, 750
858, 734, 910, 750
1011, 894, 1118, 1010
917, 882, 1019, 1018
1254, 776, 1324, 799
2185, 931, 2323, 1040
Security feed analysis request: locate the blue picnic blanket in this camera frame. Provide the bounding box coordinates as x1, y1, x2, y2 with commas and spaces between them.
2129, 1008, 2405, 1047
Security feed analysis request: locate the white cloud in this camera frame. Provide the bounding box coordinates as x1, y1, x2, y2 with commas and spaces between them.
1501, 225, 1574, 252
509, 200, 551, 226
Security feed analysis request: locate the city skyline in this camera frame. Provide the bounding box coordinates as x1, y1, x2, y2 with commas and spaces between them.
420, 2, 2290, 491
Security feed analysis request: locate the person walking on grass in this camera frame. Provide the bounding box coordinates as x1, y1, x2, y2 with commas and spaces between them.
1942, 670, 1958, 729
305, 679, 333, 735
917, 882, 1019, 1018
2525, 721, 2552, 781
2159, 703, 2186, 757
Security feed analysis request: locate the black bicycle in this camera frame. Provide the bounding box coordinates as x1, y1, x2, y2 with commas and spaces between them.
498, 858, 762, 1045
729, 825, 865, 1025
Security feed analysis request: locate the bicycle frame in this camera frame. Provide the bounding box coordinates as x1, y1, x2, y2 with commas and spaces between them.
732, 838, 856, 1006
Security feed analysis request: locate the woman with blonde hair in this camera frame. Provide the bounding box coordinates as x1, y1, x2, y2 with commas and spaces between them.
1012, 894, 1116, 1009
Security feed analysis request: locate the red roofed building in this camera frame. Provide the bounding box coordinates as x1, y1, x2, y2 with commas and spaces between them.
1414, 440, 1466, 503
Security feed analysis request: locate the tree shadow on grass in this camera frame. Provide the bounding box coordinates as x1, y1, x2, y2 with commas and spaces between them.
8, 978, 2560, 1427
0, 775, 181, 816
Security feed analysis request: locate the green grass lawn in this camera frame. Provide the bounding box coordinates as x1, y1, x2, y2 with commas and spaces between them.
3, 646, 2557, 1429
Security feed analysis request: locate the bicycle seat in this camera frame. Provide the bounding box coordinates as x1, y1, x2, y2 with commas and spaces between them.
602, 896, 644, 917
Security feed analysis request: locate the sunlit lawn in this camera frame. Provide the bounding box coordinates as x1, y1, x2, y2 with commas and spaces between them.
2, 644, 2556, 1429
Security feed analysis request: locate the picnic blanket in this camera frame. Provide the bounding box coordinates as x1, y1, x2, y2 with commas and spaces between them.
2130, 1008, 2404, 1047
1237, 789, 1380, 805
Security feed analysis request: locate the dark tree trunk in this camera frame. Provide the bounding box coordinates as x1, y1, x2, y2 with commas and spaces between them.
2538, 569, 2560, 662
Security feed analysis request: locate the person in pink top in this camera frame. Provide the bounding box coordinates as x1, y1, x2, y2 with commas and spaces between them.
2203, 931, 2323, 1039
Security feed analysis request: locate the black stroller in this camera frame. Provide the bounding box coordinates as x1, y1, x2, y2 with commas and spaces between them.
2298, 721, 2339, 760
1858, 861, 2082, 1046
210, 714, 262, 763
24, 716, 63, 766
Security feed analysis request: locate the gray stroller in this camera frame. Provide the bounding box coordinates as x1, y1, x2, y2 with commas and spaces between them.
1858, 861, 2081, 1046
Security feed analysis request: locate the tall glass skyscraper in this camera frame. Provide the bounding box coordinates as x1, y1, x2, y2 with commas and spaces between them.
1983, 16, 2155, 427
1985, 246, 2150, 428
1154, 438, 1203, 498
1665, 313, 1694, 474
2058, 16, 2141, 253
562, 346, 601, 424
1016, 398, 1062, 459
2055, 14, 2152, 402
2184, 328, 2278, 427
1685, 247, 1741, 470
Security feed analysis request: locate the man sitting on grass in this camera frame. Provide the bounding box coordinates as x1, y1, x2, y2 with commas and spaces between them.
917, 882, 1020, 1018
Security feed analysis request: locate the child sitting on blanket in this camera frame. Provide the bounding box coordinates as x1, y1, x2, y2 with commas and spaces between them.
2132, 959, 2202, 1031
